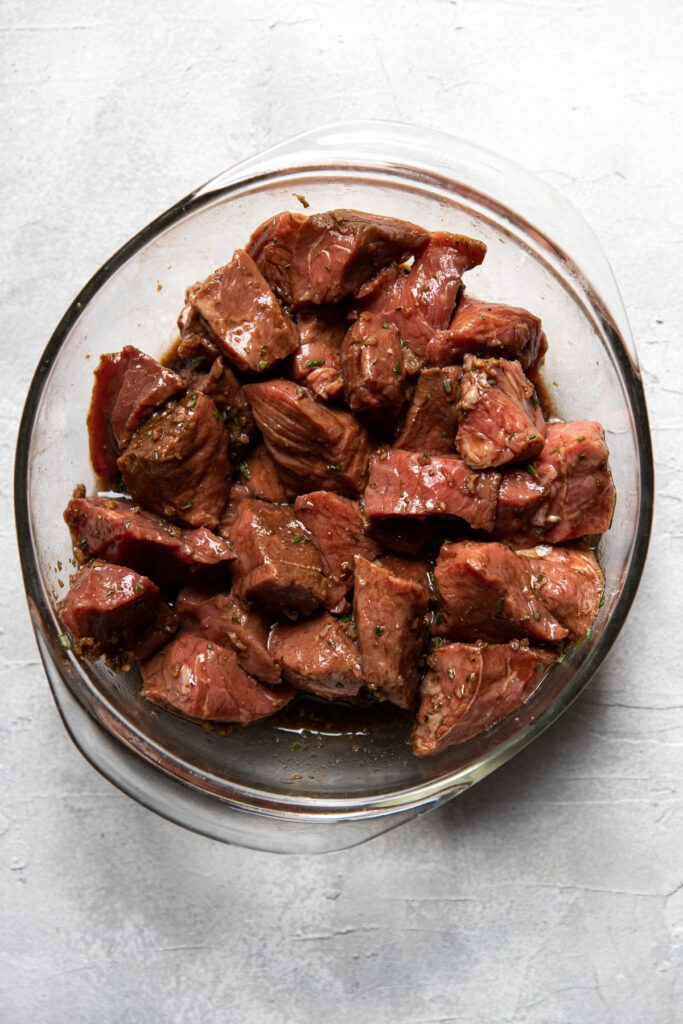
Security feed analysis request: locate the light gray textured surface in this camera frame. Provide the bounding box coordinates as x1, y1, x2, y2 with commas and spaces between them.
2, 1, 682, 1021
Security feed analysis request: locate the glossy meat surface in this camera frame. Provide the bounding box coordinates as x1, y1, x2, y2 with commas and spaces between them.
456, 355, 545, 469
244, 379, 370, 496
64, 497, 234, 581
394, 366, 461, 454
433, 540, 567, 644
290, 306, 345, 400
411, 642, 556, 756
87, 346, 184, 481
230, 498, 327, 616
364, 448, 501, 531
190, 249, 300, 372
440, 296, 547, 373
516, 544, 604, 642
176, 584, 281, 684
269, 613, 364, 700
290, 208, 429, 305
353, 555, 428, 709
246, 211, 306, 305
59, 560, 177, 661
140, 631, 294, 723
118, 391, 230, 528
341, 312, 405, 411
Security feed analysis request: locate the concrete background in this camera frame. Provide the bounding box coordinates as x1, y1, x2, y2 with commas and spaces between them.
2, 1, 682, 1021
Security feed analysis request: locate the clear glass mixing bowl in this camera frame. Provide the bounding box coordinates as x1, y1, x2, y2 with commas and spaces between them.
14, 121, 653, 853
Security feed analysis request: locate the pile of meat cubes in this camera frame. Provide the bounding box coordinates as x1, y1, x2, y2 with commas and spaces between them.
59, 209, 615, 757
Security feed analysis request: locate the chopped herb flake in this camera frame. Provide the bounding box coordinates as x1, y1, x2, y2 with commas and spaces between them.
394, 359, 402, 374
57, 633, 71, 650
326, 463, 341, 471
306, 359, 325, 367
443, 379, 452, 394
239, 461, 250, 481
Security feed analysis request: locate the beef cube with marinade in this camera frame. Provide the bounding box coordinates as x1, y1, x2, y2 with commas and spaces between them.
244, 379, 370, 496
455, 355, 545, 469
59, 560, 178, 662
364, 448, 500, 532
246, 210, 306, 305
294, 491, 380, 610
290, 208, 429, 305
175, 584, 281, 684
341, 312, 405, 412
290, 305, 345, 400
440, 296, 547, 375
229, 498, 327, 617
190, 250, 300, 372
141, 631, 294, 723
411, 641, 556, 756
353, 555, 428, 709
433, 540, 567, 644
117, 391, 230, 529
515, 544, 604, 643
269, 613, 364, 700
394, 366, 461, 454
87, 346, 184, 482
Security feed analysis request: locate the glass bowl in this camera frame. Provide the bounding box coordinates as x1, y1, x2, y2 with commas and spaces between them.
15, 121, 653, 854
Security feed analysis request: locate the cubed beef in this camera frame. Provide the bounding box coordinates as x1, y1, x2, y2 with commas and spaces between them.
353, 555, 428, 709
175, 584, 280, 684
290, 306, 345, 400
364, 448, 501, 531
244, 379, 371, 496
235, 443, 290, 503
59, 560, 178, 661
515, 544, 604, 642
189, 250, 300, 372
394, 367, 461, 453
293, 491, 380, 610
433, 540, 567, 644
140, 631, 294, 723
177, 293, 220, 361
494, 421, 616, 544
87, 346, 184, 481
341, 312, 405, 411
230, 498, 327, 616
269, 613, 364, 700
359, 233, 487, 363
246, 210, 306, 305
456, 355, 545, 469
178, 357, 256, 455
411, 641, 556, 756
117, 391, 230, 529
379, 554, 434, 601
440, 296, 547, 374
290, 209, 429, 305
64, 497, 234, 581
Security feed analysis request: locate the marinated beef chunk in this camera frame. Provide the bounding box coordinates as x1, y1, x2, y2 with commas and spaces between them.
394, 367, 461, 454
353, 555, 428, 709
64, 497, 234, 580
433, 540, 567, 644
269, 613, 364, 700
118, 391, 230, 529
359, 233, 487, 363
442, 296, 547, 374
494, 421, 615, 544
293, 491, 380, 610
179, 357, 256, 454
290, 209, 429, 305
364, 448, 501, 532
456, 355, 545, 469
59, 560, 178, 661
411, 642, 556, 756
177, 294, 220, 361
230, 498, 327, 616
244, 379, 371, 496
379, 554, 434, 601
516, 544, 604, 642
246, 211, 306, 305
341, 312, 405, 411
290, 306, 345, 400
140, 631, 294, 723
236, 443, 290, 502
87, 346, 184, 481
189, 250, 300, 372
176, 584, 280, 684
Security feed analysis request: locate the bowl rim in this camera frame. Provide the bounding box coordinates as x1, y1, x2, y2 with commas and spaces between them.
14, 119, 655, 820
